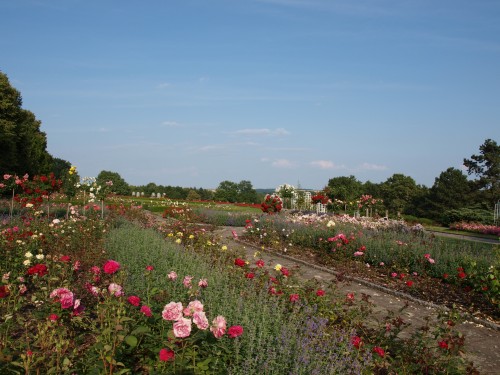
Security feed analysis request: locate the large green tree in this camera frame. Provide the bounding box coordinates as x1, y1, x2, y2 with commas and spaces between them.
0, 71, 53, 176
463, 139, 500, 208
425, 167, 473, 219
325, 175, 363, 203
96, 170, 131, 196
380, 173, 422, 215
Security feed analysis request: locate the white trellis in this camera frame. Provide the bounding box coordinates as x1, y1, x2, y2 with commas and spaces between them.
316, 202, 326, 214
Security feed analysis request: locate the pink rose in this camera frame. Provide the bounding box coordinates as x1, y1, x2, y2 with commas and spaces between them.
210, 315, 226, 338
173, 317, 192, 338
183, 275, 193, 288
198, 278, 208, 288
162, 302, 183, 321
50, 287, 74, 309
146, 265, 154, 271
103, 260, 120, 274
167, 271, 177, 280
227, 325, 244, 338
193, 311, 209, 330
183, 300, 204, 317
108, 283, 124, 297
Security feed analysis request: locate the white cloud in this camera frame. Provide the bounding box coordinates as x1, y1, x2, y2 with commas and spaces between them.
359, 162, 388, 171
232, 128, 290, 136
162, 121, 181, 127
310, 160, 346, 169
272, 159, 295, 168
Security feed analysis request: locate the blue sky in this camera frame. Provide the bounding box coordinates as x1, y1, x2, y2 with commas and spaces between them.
1, 0, 499, 190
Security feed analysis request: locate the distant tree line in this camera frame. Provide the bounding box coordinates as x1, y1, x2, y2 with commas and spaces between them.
324, 138, 499, 224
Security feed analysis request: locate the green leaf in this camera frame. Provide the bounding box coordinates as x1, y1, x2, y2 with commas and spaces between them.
131, 326, 150, 335
124, 335, 138, 348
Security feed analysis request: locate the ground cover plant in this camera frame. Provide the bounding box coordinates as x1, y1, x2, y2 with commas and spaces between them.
0, 196, 480, 374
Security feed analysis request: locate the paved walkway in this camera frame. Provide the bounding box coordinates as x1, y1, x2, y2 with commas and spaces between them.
215, 226, 500, 375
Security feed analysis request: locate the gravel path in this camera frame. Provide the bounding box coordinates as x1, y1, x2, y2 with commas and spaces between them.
215, 226, 500, 375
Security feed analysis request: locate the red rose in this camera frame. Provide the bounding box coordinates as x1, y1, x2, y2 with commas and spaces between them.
289, 294, 299, 302
103, 260, 120, 274
159, 348, 175, 362
256, 259, 265, 268
316, 289, 325, 296
405, 281, 413, 287
127, 295, 141, 306
280, 267, 290, 277
373, 346, 385, 358
0, 285, 9, 298
351, 336, 362, 349
27, 264, 48, 277
234, 258, 246, 267
438, 340, 449, 349
59, 255, 71, 263
245, 272, 255, 279
458, 271, 466, 279
227, 325, 244, 338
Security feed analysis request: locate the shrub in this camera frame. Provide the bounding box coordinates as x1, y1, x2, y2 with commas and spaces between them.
441, 208, 494, 226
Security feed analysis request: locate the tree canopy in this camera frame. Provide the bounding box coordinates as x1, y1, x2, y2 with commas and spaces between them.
0, 71, 53, 176
463, 138, 499, 208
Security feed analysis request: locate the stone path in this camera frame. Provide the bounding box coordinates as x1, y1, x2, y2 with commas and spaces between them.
215, 226, 500, 375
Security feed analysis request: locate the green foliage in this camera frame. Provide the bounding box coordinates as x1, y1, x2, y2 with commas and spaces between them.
96, 170, 131, 196
214, 180, 258, 203
441, 207, 494, 226
0, 71, 53, 177
326, 175, 363, 203
463, 138, 500, 208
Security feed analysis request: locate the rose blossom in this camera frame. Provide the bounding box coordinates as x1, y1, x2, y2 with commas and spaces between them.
183, 300, 204, 316
373, 346, 385, 358
108, 283, 124, 297
173, 317, 192, 338
162, 302, 183, 321
227, 325, 244, 338
210, 315, 227, 338
182, 275, 193, 288
316, 289, 325, 296
234, 258, 246, 267
193, 311, 209, 330
167, 271, 178, 280
159, 348, 175, 362
140, 305, 153, 317
289, 294, 299, 302
198, 278, 208, 288
127, 295, 141, 306
50, 287, 74, 309
103, 260, 120, 274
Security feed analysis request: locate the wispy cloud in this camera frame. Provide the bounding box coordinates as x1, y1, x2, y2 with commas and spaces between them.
232, 128, 290, 136
310, 160, 346, 169
358, 162, 388, 171
271, 159, 296, 168
162, 121, 182, 127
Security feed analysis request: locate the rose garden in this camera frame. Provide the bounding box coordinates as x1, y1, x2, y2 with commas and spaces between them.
0, 172, 498, 374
